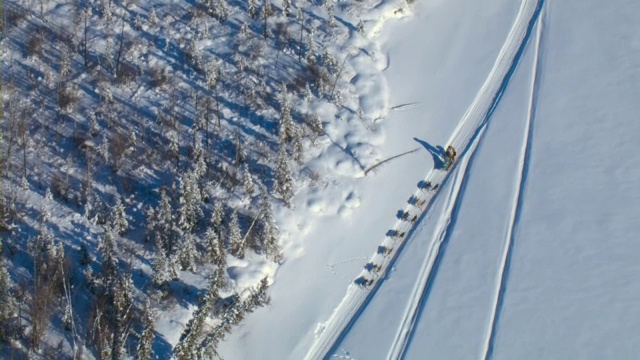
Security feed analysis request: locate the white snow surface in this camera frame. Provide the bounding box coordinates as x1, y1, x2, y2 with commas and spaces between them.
221, 0, 640, 359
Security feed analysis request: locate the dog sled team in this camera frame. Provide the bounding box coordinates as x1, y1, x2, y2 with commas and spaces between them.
359, 146, 457, 288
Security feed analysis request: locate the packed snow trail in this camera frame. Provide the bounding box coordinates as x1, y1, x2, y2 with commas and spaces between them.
386, 130, 482, 360
481, 8, 544, 360
304, 0, 544, 359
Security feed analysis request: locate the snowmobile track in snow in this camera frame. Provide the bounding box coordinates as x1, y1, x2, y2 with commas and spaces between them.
481, 7, 545, 360
304, 1, 546, 359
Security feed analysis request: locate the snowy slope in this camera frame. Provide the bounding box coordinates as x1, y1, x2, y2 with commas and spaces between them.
222, 0, 640, 359
489, 0, 640, 358
318, 0, 640, 359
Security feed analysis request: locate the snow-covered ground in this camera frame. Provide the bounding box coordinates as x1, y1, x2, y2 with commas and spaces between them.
222, 0, 640, 359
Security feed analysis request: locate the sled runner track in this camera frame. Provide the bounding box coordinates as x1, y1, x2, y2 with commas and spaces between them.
389, 2, 546, 359
303, 1, 545, 359
386, 131, 482, 360
481, 8, 544, 360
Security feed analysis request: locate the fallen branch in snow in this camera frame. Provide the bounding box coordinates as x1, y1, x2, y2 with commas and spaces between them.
363, 148, 419, 176
389, 102, 421, 111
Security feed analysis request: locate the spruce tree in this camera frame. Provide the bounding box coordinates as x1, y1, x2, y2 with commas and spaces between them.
44, 187, 53, 201
178, 171, 203, 232
211, 201, 224, 236
240, 22, 249, 38
306, 29, 316, 63
228, 210, 244, 259
177, 233, 198, 272
99, 229, 119, 289
279, 104, 294, 143
112, 272, 133, 360
137, 301, 155, 360
248, 0, 258, 19
262, 0, 273, 38
309, 113, 323, 136
207, 62, 219, 90
213, 0, 229, 22
0, 262, 15, 341
292, 124, 304, 164
274, 145, 294, 207
152, 251, 172, 287
111, 198, 129, 235
260, 193, 281, 262
174, 272, 220, 360
245, 276, 271, 309
204, 228, 224, 265
62, 300, 73, 331
242, 163, 255, 197
149, 6, 158, 25
192, 135, 207, 180
153, 190, 174, 251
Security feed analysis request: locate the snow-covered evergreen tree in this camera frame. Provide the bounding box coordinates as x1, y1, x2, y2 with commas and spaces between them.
62, 300, 73, 331
248, 0, 258, 19
111, 198, 129, 235
137, 301, 155, 360
262, 1, 273, 38
245, 276, 271, 310
304, 83, 313, 103
306, 29, 317, 63
99, 229, 119, 289
177, 233, 198, 272
149, 7, 158, 25
327, 5, 336, 27
321, 47, 337, 72
169, 130, 179, 169
173, 272, 221, 360
60, 51, 71, 77
309, 113, 323, 136
178, 171, 203, 232
204, 228, 225, 266
228, 210, 245, 259
278, 104, 294, 143
211, 201, 224, 235
240, 21, 249, 38
282, 0, 291, 17
234, 133, 247, 164
0, 261, 15, 341
112, 272, 133, 360
39, 199, 51, 225
292, 124, 304, 164
134, 13, 143, 30
242, 163, 254, 197
192, 135, 207, 180
260, 193, 281, 262
44, 187, 53, 201
212, 262, 226, 290
152, 251, 172, 287
274, 145, 294, 207
212, 0, 229, 22
206, 62, 219, 90
150, 190, 175, 251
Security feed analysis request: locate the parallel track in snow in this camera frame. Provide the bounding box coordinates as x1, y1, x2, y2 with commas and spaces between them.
304, 1, 545, 359
481, 8, 545, 360
386, 128, 483, 360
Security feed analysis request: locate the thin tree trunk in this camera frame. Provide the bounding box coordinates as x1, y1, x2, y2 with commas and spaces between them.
330, 54, 350, 101
298, 16, 304, 63
84, 10, 88, 67
115, 17, 125, 76
215, 84, 221, 130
